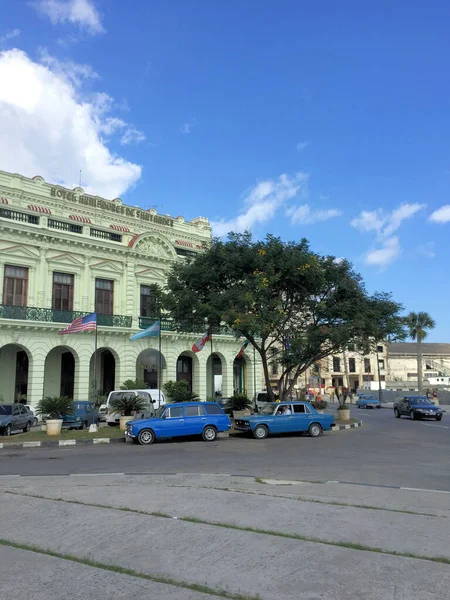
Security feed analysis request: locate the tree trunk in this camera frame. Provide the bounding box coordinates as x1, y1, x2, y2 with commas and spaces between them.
342, 350, 351, 391
260, 349, 275, 402
417, 338, 423, 395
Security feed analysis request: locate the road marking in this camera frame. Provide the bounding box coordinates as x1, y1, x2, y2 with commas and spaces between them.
401, 487, 450, 495
69, 472, 125, 476
93, 438, 110, 444
59, 440, 76, 446
23, 441, 41, 447
420, 423, 449, 429
0, 474, 20, 478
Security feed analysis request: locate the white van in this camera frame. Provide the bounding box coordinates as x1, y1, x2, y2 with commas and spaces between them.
102, 389, 166, 426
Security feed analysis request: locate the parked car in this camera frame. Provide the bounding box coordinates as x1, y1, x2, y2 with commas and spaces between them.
393, 396, 444, 421
62, 401, 100, 430
234, 401, 334, 439
24, 405, 39, 425
253, 391, 275, 413
0, 404, 34, 436
356, 395, 381, 409
125, 401, 231, 445
215, 398, 234, 416
102, 389, 165, 426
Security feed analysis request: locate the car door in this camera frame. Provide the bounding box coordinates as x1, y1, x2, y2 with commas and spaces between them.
291, 403, 312, 431
12, 405, 22, 430
157, 406, 185, 437
183, 405, 206, 436
19, 405, 29, 428
270, 404, 294, 433
401, 398, 411, 415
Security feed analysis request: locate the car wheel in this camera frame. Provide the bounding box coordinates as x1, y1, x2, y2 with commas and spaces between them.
202, 426, 217, 442
308, 423, 323, 438
436, 416, 442, 421
33, 417, 38, 426
377, 406, 381, 409
410, 410, 418, 420
394, 408, 400, 418
107, 423, 116, 427
23, 422, 31, 433
253, 424, 268, 439
3, 424, 11, 437
137, 429, 155, 445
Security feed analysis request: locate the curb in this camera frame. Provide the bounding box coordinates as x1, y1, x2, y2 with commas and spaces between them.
0, 437, 125, 450
331, 420, 362, 431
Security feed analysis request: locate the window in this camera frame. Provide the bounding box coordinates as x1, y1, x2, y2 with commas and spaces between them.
378, 359, 385, 369
52, 272, 74, 311
349, 358, 356, 373
293, 404, 310, 414
333, 357, 341, 372
364, 358, 371, 373
13, 405, 20, 416
185, 405, 202, 417
175, 248, 197, 258
204, 404, 222, 415
3, 265, 28, 306
167, 406, 183, 418
377, 345, 384, 353
140, 285, 158, 317
95, 279, 113, 315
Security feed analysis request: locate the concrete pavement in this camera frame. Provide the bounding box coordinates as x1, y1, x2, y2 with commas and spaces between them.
1, 472, 449, 600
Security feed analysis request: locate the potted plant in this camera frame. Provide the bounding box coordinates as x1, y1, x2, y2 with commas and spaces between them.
311, 399, 328, 414
35, 396, 73, 435
110, 395, 147, 430
229, 394, 252, 419
335, 387, 351, 421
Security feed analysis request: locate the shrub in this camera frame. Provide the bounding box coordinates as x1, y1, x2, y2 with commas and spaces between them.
35, 396, 73, 420
163, 380, 200, 403
120, 379, 148, 390
228, 394, 252, 411
110, 395, 147, 417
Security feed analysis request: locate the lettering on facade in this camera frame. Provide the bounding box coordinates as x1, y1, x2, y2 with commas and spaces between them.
50, 187, 174, 227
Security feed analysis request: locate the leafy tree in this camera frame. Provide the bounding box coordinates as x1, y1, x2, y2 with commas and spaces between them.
120, 379, 148, 390
164, 232, 406, 401
405, 311, 436, 394
163, 380, 200, 403
35, 396, 73, 420
228, 394, 252, 411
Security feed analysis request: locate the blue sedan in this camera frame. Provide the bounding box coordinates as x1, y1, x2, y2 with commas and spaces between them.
356, 395, 381, 409
234, 402, 334, 439
125, 401, 231, 445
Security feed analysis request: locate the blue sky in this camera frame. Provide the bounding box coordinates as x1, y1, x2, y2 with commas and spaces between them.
1, 0, 450, 341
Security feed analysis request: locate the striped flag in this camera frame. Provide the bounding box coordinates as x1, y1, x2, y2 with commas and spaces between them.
130, 320, 160, 341
58, 313, 97, 335
236, 340, 249, 358
192, 330, 212, 353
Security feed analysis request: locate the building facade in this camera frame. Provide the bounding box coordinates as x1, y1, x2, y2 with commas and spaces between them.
385, 343, 450, 389
0, 170, 262, 406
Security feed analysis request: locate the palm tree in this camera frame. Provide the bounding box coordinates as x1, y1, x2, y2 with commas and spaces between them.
405, 312, 436, 394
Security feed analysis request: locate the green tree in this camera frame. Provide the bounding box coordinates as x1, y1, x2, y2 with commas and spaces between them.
120, 379, 148, 390
164, 232, 406, 401
405, 311, 436, 394
163, 380, 200, 403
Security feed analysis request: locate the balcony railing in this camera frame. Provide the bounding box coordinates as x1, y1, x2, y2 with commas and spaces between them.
0, 305, 132, 328
138, 316, 234, 336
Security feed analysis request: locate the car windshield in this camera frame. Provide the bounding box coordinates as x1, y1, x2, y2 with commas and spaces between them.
0, 405, 12, 415
108, 392, 135, 404
155, 405, 167, 418
73, 403, 87, 411
259, 403, 277, 414
409, 397, 433, 405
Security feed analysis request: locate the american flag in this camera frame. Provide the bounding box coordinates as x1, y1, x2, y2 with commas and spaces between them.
236, 340, 249, 358
58, 313, 97, 335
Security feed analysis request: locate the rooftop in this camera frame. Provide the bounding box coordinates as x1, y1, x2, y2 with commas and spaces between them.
387, 343, 450, 355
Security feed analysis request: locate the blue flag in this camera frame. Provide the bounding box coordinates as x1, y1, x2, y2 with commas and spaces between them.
130, 320, 160, 341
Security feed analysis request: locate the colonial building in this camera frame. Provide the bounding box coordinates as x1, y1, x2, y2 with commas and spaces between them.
0, 170, 261, 406
386, 343, 450, 389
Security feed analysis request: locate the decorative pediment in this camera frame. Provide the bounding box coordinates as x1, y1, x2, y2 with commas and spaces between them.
134, 234, 176, 260
90, 259, 124, 274
0, 244, 40, 260
47, 252, 84, 267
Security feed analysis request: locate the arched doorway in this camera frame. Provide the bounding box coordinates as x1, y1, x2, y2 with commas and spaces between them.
136, 349, 166, 389
44, 347, 77, 399
233, 356, 246, 395
90, 348, 117, 396
0, 344, 31, 403
176, 351, 200, 393
206, 353, 223, 400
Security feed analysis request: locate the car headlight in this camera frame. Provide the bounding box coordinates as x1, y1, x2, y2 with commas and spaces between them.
76, 417, 81, 421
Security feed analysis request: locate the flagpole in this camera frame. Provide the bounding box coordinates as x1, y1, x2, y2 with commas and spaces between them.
93, 317, 98, 398
253, 344, 256, 400
158, 316, 162, 405
210, 331, 214, 399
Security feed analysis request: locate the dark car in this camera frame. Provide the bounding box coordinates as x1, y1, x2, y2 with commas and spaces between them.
0, 404, 34, 436
394, 396, 444, 421
62, 401, 100, 430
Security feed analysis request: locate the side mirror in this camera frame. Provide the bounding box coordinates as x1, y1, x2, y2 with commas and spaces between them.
151, 399, 156, 404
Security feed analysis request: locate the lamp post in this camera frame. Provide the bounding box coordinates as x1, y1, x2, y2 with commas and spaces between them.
376, 346, 383, 403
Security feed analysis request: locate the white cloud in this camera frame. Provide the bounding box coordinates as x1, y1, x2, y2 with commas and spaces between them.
365, 237, 400, 268
383, 203, 425, 236
211, 172, 308, 236
0, 29, 21, 45
120, 126, 146, 146
350, 209, 386, 233
429, 205, 450, 223
38, 48, 99, 86
0, 48, 142, 198
180, 118, 197, 134
32, 0, 104, 34
296, 141, 309, 151
286, 204, 341, 224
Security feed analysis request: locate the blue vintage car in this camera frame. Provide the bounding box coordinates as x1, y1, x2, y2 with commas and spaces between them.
234, 401, 334, 439
62, 401, 100, 430
125, 401, 232, 445
356, 395, 381, 409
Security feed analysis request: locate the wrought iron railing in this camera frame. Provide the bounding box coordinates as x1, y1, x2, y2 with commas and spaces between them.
138, 315, 234, 336
0, 305, 132, 328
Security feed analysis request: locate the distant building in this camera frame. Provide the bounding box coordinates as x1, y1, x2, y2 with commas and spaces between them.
386, 343, 450, 390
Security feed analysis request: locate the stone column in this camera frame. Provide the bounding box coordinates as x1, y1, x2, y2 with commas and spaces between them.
27, 352, 46, 408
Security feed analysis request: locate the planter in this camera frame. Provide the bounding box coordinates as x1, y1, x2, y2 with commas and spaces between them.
120, 415, 131, 431
46, 419, 63, 436
41, 424, 47, 432
233, 410, 251, 419
337, 408, 350, 421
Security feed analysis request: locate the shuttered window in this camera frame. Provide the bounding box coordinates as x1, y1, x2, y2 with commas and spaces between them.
3, 265, 28, 306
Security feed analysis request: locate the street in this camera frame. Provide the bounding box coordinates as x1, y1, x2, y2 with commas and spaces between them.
2, 406, 450, 600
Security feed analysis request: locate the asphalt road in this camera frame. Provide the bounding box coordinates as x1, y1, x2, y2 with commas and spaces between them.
1, 406, 449, 490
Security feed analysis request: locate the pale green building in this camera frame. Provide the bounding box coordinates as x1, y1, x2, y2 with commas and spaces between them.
0, 170, 261, 406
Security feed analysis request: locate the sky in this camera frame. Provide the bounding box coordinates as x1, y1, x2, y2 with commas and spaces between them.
1, 0, 450, 341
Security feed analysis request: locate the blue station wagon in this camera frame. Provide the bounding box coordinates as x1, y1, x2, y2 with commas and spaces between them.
356, 395, 381, 409
234, 401, 334, 439
125, 401, 231, 445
